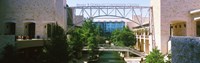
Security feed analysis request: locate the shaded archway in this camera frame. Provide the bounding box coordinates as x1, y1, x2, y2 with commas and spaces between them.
170, 21, 186, 36
44, 23, 55, 38
5, 22, 16, 35
196, 21, 200, 36
24, 22, 35, 38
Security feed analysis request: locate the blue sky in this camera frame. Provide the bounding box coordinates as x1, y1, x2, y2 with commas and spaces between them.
67, 0, 150, 7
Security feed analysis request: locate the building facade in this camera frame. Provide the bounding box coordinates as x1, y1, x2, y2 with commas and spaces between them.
151, 0, 200, 54
94, 17, 130, 33
0, 0, 67, 38
94, 21, 125, 33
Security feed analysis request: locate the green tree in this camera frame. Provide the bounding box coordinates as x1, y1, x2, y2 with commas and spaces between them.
111, 27, 136, 47
94, 25, 105, 44
81, 19, 100, 61
145, 47, 165, 63
67, 27, 84, 60
166, 53, 171, 63
66, 19, 103, 61
44, 23, 68, 63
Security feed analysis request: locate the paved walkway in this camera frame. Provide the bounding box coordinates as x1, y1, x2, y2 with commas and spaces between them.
124, 57, 142, 63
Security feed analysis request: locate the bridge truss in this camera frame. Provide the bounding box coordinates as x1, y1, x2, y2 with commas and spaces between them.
70, 5, 151, 25
67, 5, 156, 48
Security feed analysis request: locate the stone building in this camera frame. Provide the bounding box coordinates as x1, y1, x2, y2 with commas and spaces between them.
128, 16, 151, 54
151, 0, 200, 54
0, 0, 67, 38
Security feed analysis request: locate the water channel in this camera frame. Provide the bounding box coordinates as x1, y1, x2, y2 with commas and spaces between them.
97, 51, 126, 63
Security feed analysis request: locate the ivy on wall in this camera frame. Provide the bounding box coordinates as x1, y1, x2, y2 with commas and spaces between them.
171, 37, 200, 63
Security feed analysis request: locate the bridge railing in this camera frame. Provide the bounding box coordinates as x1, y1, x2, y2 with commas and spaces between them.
83, 44, 145, 57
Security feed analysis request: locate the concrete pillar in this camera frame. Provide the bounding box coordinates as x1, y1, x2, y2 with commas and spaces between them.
149, 35, 153, 52
143, 32, 146, 53
139, 34, 142, 42
126, 52, 129, 58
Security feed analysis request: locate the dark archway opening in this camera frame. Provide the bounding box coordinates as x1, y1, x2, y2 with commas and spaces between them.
25, 23, 35, 38
196, 21, 200, 36
46, 23, 54, 38
5, 22, 16, 35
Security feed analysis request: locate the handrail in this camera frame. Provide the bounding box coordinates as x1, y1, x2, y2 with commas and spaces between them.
83, 44, 145, 57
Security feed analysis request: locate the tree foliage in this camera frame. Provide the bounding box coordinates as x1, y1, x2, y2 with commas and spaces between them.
145, 47, 165, 63
67, 19, 103, 61
67, 27, 84, 60
79, 19, 104, 61
44, 23, 68, 63
44, 19, 103, 62
111, 27, 136, 47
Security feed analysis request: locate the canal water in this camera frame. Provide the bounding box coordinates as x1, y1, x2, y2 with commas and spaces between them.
97, 51, 126, 63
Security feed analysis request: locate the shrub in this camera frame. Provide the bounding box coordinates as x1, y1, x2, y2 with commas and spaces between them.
0, 44, 17, 63
145, 47, 165, 63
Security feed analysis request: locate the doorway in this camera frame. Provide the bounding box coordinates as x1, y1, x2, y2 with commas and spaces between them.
5, 22, 16, 35
25, 23, 35, 38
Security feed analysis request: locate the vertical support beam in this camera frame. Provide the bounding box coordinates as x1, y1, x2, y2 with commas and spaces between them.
132, 7, 134, 20
115, 7, 117, 16
143, 31, 146, 53
148, 8, 152, 51
123, 7, 125, 17
149, 7, 155, 49
126, 51, 129, 58
98, 7, 100, 16
139, 33, 142, 43
82, 8, 84, 17
90, 7, 92, 17
140, 8, 143, 24
107, 7, 108, 15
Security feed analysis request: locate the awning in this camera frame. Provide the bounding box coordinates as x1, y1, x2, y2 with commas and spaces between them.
190, 9, 200, 14
194, 17, 200, 21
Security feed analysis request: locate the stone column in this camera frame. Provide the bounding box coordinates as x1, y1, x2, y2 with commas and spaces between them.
143, 32, 146, 53
126, 52, 129, 58
149, 35, 152, 52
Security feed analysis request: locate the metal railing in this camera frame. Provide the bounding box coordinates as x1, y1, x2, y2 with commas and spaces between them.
83, 44, 145, 57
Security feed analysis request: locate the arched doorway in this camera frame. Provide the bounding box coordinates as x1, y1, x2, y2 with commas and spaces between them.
25, 22, 35, 38
5, 22, 16, 35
